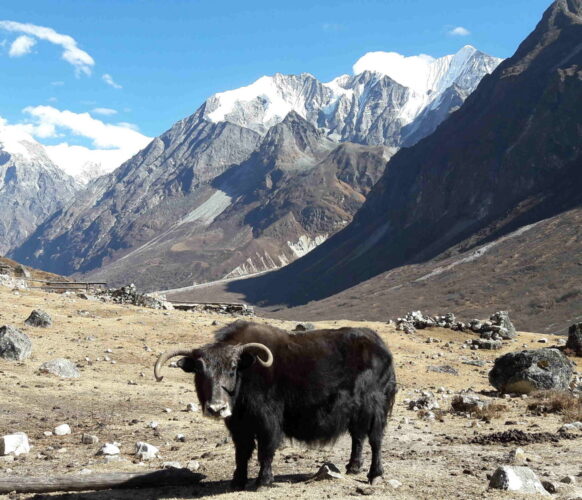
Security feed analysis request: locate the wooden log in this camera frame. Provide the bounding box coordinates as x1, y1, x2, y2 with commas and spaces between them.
0, 468, 203, 494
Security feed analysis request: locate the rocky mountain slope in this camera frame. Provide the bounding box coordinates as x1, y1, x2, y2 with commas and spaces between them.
74, 113, 389, 289
10, 46, 499, 286
0, 126, 78, 255
214, 0, 582, 332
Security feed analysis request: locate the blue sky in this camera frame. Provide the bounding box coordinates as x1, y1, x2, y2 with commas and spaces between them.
0, 0, 551, 176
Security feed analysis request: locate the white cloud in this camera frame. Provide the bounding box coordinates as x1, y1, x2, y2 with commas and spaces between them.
449, 26, 471, 36
102, 73, 122, 89
353, 51, 435, 93
0, 20, 94, 75
9, 35, 36, 57
92, 107, 118, 116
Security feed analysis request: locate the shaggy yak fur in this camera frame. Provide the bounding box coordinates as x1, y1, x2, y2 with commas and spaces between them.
155, 320, 397, 489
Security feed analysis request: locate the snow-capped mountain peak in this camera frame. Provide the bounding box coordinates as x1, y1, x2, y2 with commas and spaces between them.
201, 46, 502, 149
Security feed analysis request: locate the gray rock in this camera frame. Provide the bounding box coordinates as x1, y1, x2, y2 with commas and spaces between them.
463, 359, 486, 367
427, 365, 459, 376
490, 311, 517, 339
451, 394, 487, 413
25, 309, 52, 328
81, 434, 99, 445
0, 325, 32, 361
293, 323, 316, 332
488, 466, 549, 495
39, 358, 80, 379
472, 339, 502, 350
135, 441, 159, 460
489, 348, 573, 394
14, 264, 30, 278
566, 323, 582, 356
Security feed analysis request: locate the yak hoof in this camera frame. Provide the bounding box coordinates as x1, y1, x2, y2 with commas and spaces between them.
368, 476, 383, 486
346, 463, 362, 474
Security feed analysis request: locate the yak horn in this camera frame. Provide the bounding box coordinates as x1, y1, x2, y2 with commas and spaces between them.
154, 349, 193, 382
242, 343, 273, 367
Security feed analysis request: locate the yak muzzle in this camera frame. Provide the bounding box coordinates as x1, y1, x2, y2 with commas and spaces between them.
205, 401, 232, 419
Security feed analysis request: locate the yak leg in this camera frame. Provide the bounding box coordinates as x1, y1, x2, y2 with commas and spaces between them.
346, 423, 366, 474
255, 429, 279, 488
367, 414, 386, 485
231, 432, 255, 490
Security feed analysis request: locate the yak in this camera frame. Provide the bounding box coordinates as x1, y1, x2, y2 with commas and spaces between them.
154, 320, 397, 489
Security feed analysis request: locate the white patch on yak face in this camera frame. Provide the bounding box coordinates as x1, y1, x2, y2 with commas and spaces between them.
203, 401, 232, 419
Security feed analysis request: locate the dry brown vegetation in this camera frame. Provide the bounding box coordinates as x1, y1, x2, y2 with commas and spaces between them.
528, 391, 582, 422
0, 285, 581, 499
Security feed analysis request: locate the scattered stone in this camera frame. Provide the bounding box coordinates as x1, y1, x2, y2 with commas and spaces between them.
163, 408, 172, 413
428, 365, 459, 376
54, 424, 71, 436
566, 323, 582, 356
0, 325, 32, 361
560, 476, 577, 484
98, 443, 120, 456
148, 421, 159, 429
542, 480, 559, 494
187, 460, 200, 471
408, 394, 439, 411
24, 309, 52, 328
0, 433, 30, 456
43, 431, 53, 437
509, 448, 527, 465
489, 348, 574, 394
307, 462, 343, 482
387, 479, 403, 489
81, 434, 99, 445
451, 394, 487, 413
293, 323, 316, 332
356, 486, 374, 495
538, 338, 548, 343
162, 461, 182, 469
175, 434, 186, 442
186, 402, 199, 412
97, 284, 174, 310
472, 339, 502, 350
135, 441, 159, 460
39, 358, 80, 379
463, 359, 486, 367
488, 466, 549, 495
559, 422, 582, 433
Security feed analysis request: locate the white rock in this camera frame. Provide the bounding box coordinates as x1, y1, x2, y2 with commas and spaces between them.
387, 479, 403, 489
43, 431, 53, 437
186, 402, 199, 412
509, 448, 527, 464
163, 408, 172, 413
489, 466, 549, 495
135, 441, 159, 460
162, 461, 182, 469
148, 421, 159, 429
0, 433, 30, 456
54, 424, 71, 436
98, 443, 120, 455
187, 460, 200, 471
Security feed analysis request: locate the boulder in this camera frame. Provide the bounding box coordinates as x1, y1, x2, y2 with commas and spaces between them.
566, 323, 582, 356
39, 358, 80, 378
488, 466, 548, 495
489, 311, 516, 339
489, 348, 573, 394
25, 309, 52, 328
0, 325, 32, 361
0, 433, 30, 456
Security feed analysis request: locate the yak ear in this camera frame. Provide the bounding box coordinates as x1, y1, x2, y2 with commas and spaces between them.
238, 351, 256, 371
177, 350, 204, 373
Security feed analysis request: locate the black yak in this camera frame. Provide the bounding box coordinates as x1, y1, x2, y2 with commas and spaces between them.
154, 320, 396, 489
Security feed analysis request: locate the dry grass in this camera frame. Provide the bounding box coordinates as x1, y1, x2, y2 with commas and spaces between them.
528, 391, 582, 422
473, 403, 509, 422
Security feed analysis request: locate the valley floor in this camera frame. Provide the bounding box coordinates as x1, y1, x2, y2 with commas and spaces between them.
0, 285, 581, 499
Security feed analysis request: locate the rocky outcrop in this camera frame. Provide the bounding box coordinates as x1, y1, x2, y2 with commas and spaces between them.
489, 348, 573, 394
